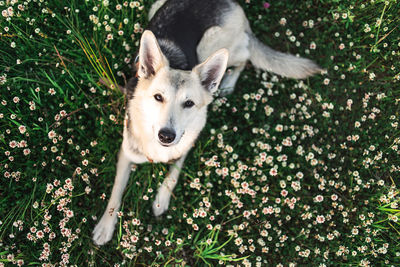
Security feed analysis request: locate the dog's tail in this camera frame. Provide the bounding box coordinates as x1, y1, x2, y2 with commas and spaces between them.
248, 32, 322, 79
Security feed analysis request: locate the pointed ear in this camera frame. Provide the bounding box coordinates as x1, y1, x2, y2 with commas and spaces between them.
193, 49, 229, 93
138, 30, 166, 78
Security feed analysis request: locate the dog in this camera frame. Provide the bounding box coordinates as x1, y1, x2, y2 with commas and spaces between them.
93, 0, 321, 246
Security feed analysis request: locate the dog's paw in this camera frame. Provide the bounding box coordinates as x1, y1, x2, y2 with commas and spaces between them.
152, 186, 171, 216
92, 215, 116, 246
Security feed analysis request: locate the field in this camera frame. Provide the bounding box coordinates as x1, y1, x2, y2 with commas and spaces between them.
1, 0, 400, 266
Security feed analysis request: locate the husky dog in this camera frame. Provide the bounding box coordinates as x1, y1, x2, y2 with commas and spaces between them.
93, 0, 321, 245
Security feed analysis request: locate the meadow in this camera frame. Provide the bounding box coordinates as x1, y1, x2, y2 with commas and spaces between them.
1, 0, 400, 266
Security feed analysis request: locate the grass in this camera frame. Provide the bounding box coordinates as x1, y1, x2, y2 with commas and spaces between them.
1, 0, 400, 266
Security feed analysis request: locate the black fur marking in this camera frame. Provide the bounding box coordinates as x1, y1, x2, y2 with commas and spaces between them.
142, 52, 156, 77
168, 70, 191, 92
125, 76, 138, 100
147, 0, 231, 70
123, 57, 139, 99
126, 112, 132, 134
201, 67, 220, 92
169, 72, 183, 90
158, 39, 189, 69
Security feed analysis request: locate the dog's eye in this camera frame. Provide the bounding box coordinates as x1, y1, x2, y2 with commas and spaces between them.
183, 100, 195, 108
154, 94, 164, 102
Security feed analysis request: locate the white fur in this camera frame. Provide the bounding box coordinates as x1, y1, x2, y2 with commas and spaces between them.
193, 49, 229, 94
93, 149, 132, 246
138, 31, 167, 78
148, 0, 168, 20
197, 4, 250, 67
152, 154, 187, 216
128, 68, 210, 162
196, 2, 321, 93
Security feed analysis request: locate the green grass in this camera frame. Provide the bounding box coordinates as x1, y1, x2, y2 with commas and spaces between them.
1, 0, 400, 266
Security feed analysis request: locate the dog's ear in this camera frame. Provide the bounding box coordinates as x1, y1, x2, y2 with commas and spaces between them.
138, 30, 166, 78
193, 49, 229, 94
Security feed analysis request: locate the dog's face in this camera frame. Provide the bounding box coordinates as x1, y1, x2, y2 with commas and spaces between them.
135, 68, 210, 147
126, 31, 228, 161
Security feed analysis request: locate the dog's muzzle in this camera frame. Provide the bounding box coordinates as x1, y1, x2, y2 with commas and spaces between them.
158, 128, 176, 146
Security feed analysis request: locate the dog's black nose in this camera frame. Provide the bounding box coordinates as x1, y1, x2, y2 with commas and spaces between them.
158, 128, 176, 144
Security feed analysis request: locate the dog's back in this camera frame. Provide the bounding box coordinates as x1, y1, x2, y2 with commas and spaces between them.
148, 0, 321, 95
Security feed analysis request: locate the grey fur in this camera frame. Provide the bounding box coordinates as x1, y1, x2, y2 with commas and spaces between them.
167, 70, 187, 91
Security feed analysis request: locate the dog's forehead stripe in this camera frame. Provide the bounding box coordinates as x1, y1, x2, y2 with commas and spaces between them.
169, 70, 188, 91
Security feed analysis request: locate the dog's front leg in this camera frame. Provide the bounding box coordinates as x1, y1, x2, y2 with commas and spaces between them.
93, 148, 132, 246
152, 153, 187, 216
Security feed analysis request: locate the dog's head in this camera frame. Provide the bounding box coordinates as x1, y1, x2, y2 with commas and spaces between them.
126, 31, 228, 161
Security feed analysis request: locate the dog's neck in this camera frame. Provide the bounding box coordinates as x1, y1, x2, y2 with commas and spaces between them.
157, 38, 191, 70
